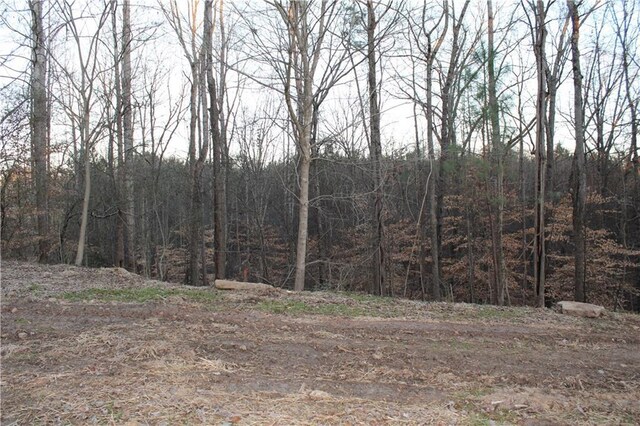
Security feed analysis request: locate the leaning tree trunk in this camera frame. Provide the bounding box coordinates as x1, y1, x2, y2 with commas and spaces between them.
75, 105, 92, 266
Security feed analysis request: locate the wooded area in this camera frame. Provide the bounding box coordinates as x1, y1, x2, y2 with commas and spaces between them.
1, 0, 639, 310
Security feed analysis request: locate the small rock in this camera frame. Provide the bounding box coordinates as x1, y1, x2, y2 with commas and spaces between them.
10, 307, 17, 313
372, 351, 383, 360
17, 332, 28, 340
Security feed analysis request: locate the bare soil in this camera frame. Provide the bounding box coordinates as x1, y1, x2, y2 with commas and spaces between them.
1, 260, 639, 425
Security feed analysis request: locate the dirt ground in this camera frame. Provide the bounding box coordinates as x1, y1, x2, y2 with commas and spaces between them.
1, 260, 639, 425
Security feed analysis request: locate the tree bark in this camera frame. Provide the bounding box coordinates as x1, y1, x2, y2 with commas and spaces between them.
276, 0, 330, 292
367, 0, 385, 296
569, 0, 587, 302
487, 0, 506, 305
213, 0, 227, 279
112, 3, 125, 268
75, 103, 91, 266
533, 0, 547, 308
186, 61, 201, 284
122, 0, 136, 271
30, 0, 49, 263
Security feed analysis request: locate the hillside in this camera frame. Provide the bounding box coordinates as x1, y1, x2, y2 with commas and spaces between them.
1, 261, 639, 425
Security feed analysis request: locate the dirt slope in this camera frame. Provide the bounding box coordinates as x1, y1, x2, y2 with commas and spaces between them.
1, 260, 639, 425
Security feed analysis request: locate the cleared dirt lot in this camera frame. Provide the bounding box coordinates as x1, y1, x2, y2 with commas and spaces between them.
1, 260, 639, 425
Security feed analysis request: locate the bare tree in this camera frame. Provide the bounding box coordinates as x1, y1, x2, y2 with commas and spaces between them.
366, 0, 385, 296
29, 0, 49, 263
250, 0, 343, 291
161, 0, 209, 285
531, 0, 547, 308
487, 0, 506, 305
53, 1, 113, 266
568, 0, 586, 302
614, 1, 639, 176
213, 0, 228, 279
407, 0, 448, 301
122, 0, 135, 270
544, 4, 571, 198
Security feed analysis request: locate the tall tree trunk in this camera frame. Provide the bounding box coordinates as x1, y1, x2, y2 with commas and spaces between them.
487, 0, 506, 305
367, 0, 385, 296
438, 0, 467, 300
281, 0, 328, 292
186, 59, 201, 285
569, 0, 587, 302
294, 141, 311, 291
112, 3, 125, 268
75, 105, 91, 266
426, 57, 440, 301
122, 0, 135, 271
533, 0, 547, 308
214, 0, 227, 279
30, 0, 49, 263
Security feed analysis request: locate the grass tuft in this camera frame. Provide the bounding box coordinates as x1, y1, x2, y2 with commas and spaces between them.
256, 300, 368, 317
61, 287, 218, 304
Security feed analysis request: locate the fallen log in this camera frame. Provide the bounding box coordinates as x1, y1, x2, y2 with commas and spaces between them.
557, 301, 605, 318
214, 279, 273, 291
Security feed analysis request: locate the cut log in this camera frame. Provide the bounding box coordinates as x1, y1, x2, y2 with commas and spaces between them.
557, 301, 605, 318
214, 279, 273, 291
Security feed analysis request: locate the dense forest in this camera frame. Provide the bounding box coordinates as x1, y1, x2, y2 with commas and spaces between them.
1, 0, 638, 310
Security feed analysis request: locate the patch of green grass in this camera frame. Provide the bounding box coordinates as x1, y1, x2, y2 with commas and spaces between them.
105, 401, 124, 422
449, 340, 474, 350
470, 306, 526, 320
15, 317, 29, 325
256, 300, 368, 317
61, 287, 218, 304
338, 291, 394, 304
28, 283, 43, 294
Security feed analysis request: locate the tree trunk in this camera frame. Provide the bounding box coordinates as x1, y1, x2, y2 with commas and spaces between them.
487, 0, 506, 305
122, 0, 135, 271
214, 0, 227, 279
186, 59, 200, 285
75, 106, 91, 266
569, 0, 587, 302
30, 0, 49, 263
294, 141, 311, 291
533, 0, 547, 308
438, 0, 467, 300
112, 3, 125, 268
367, 0, 385, 296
